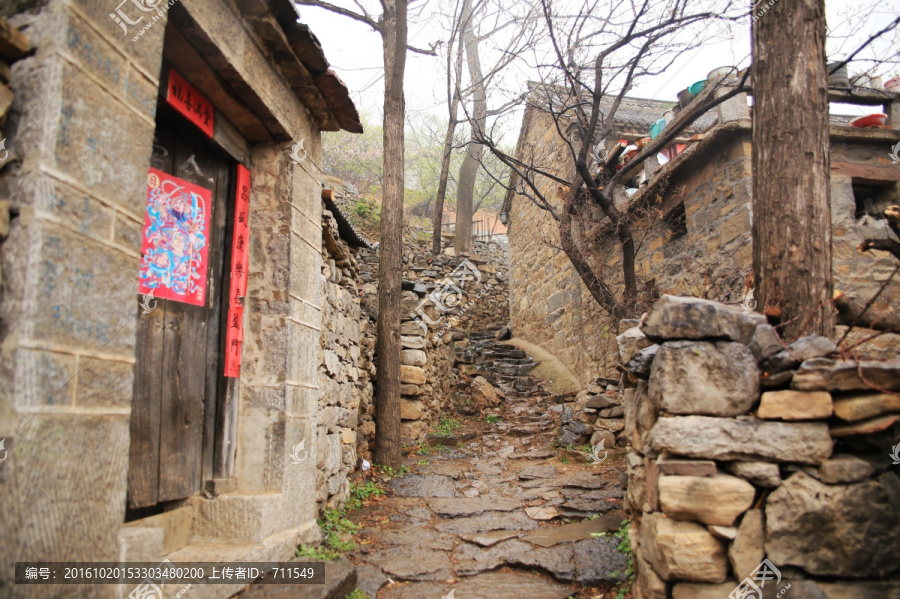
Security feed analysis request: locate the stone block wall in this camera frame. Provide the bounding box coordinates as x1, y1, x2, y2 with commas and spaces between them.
509, 110, 900, 379
623, 295, 900, 598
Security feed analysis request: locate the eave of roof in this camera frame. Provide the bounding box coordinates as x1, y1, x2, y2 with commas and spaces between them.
268, 0, 364, 134
322, 188, 373, 249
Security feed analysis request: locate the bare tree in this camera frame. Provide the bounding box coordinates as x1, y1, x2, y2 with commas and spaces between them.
476, 0, 745, 320
296, 0, 435, 467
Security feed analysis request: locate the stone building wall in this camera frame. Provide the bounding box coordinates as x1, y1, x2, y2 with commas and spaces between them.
622, 295, 900, 598
0, 2, 360, 596
509, 107, 900, 374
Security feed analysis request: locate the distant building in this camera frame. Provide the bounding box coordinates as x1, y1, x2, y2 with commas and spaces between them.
505, 82, 900, 381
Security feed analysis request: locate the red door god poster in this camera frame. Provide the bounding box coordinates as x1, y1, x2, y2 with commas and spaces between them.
138, 168, 211, 306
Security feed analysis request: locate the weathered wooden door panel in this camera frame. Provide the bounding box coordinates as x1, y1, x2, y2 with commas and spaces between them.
128, 108, 233, 509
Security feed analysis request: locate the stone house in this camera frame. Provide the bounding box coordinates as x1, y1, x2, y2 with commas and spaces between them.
0, 0, 368, 597
505, 82, 900, 381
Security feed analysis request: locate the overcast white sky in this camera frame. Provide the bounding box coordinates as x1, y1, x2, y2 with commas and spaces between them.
298, 0, 900, 135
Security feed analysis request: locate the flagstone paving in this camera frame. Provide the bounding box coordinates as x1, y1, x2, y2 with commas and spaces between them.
237, 329, 630, 598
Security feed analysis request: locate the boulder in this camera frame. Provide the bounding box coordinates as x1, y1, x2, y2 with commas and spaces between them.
766, 472, 900, 577
495, 324, 512, 341
649, 341, 759, 417
792, 358, 900, 391
640, 512, 728, 582
470, 376, 501, 409
617, 326, 652, 364
757, 390, 833, 421
748, 324, 783, 363
641, 295, 766, 344
762, 335, 837, 373
650, 416, 833, 465
729, 509, 764, 580
658, 474, 755, 526
627, 344, 659, 379
726, 461, 782, 488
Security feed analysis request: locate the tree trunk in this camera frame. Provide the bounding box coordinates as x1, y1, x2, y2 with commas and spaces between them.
373, 0, 407, 467
557, 182, 629, 321
432, 3, 467, 255
432, 116, 459, 255
454, 0, 486, 254
752, 0, 833, 340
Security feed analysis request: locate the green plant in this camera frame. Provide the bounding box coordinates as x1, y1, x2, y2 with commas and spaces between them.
580, 444, 593, 454
380, 464, 410, 478
297, 507, 360, 560
346, 590, 371, 599
559, 456, 570, 464
436, 418, 461, 435
418, 459, 429, 465
351, 481, 384, 502
485, 414, 501, 424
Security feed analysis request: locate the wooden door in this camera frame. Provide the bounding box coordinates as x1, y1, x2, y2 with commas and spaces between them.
128, 107, 233, 509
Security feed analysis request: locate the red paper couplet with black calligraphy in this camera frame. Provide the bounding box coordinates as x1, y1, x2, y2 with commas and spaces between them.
139, 168, 211, 306
224, 164, 251, 378
166, 68, 214, 138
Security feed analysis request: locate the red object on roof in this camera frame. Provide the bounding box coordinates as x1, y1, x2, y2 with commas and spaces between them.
849, 113, 887, 128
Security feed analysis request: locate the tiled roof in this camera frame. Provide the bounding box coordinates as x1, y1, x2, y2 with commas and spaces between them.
527, 82, 717, 134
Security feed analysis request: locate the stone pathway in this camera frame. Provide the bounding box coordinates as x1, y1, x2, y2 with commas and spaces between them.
347, 331, 630, 598
238, 329, 630, 598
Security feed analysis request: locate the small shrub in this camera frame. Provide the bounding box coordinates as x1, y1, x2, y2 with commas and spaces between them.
346, 590, 371, 599
485, 414, 501, 424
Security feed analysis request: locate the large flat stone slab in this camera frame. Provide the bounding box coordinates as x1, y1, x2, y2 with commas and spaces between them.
649, 341, 759, 417
427, 496, 524, 517
459, 530, 522, 547
433, 510, 537, 534
391, 475, 458, 497
572, 536, 630, 584
650, 415, 833, 465
641, 295, 766, 344
359, 546, 451, 581
520, 514, 622, 547
379, 570, 573, 599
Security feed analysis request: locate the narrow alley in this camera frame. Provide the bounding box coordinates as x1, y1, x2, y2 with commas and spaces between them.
240, 327, 631, 599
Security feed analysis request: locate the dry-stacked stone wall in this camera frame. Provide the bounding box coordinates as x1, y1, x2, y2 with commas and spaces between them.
622, 295, 900, 598
353, 233, 510, 449
316, 209, 374, 512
